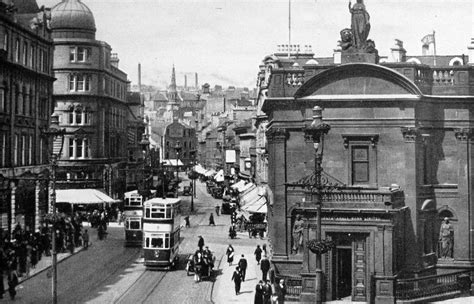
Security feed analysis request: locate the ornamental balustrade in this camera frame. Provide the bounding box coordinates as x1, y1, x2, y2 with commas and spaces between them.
395, 270, 471, 302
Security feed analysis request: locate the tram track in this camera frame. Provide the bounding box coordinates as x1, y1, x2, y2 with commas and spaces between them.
114, 266, 169, 304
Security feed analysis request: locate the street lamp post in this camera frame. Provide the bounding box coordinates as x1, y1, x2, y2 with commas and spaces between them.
139, 133, 150, 199
174, 142, 181, 196
42, 114, 66, 304
189, 149, 197, 212
304, 106, 331, 304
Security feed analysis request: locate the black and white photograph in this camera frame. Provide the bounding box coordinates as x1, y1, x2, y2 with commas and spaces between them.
0, 0, 473, 303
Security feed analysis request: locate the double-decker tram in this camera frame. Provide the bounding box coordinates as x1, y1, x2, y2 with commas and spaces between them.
123, 190, 146, 247
143, 197, 181, 269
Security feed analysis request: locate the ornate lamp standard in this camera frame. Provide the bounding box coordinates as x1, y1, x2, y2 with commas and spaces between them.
303, 106, 331, 304
42, 114, 66, 304
174, 142, 182, 195
139, 133, 150, 198
189, 149, 198, 212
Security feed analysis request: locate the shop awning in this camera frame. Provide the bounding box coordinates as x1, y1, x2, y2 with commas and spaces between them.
204, 169, 216, 177
239, 185, 259, 206
239, 182, 256, 194
231, 180, 246, 191
214, 169, 224, 182
56, 189, 119, 204
162, 159, 184, 167
193, 164, 206, 174
241, 196, 267, 214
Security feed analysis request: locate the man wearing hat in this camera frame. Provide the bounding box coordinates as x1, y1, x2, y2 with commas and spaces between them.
198, 235, 205, 252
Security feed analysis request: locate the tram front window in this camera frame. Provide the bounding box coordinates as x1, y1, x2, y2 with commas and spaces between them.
145, 234, 170, 249
129, 220, 140, 230
151, 238, 164, 248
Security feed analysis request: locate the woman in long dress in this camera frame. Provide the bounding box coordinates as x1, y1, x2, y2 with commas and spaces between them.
226, 244, 235, 266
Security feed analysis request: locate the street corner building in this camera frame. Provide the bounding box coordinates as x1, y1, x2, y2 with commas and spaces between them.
255, 3, 474, 304
0, 0, 55, 232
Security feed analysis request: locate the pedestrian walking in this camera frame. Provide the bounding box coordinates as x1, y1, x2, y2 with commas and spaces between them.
260, 255, 270, 282
238, 254, 248, 282
275, 279, 287, 304
229, 225, 236, 239
262, 244, 267, 257
184, 216, 190, 228
209, 213, 216, 226
254, 244, 262, 264
215, 205, 220, 216
82, 229, 89, 249
198, 236, 205, 251
231, 266, 242, 295
226, 244, 235, 266
7, 260, 18, 300
254, 280, 264, 304
262, 280, 273, 304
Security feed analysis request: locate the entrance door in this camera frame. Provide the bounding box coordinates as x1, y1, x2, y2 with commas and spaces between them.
336, 247, 352, 299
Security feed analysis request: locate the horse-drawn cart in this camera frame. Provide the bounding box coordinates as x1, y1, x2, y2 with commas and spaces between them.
186, 251, 215, 281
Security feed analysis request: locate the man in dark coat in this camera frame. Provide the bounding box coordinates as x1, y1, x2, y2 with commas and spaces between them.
231, 266, 242, 295
209, 213, 215, 226
254, 245, 262, 264
198, 236, 205, 251
275, 279, 287, 304
260, 255, 271, 282
238, 254, 248, 282
254, 280, 264, 304
262, 280, 273, 304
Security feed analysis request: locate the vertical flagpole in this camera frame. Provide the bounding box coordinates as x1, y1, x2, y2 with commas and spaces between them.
288, 0, 291, 58
433, 30, 437, 66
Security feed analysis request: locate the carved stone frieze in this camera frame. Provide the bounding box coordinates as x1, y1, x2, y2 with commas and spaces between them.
454, 128, 473, 142
401, 127, 418, 142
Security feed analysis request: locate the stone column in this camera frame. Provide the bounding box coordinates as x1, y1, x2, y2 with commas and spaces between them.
454, 128, 472, 261
400, 127, 422, 270
266, 128, 288, 257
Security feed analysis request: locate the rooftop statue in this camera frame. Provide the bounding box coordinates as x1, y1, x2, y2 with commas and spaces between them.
348, 0, 371, 50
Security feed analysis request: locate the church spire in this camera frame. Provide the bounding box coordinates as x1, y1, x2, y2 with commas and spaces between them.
168, 64, 178, 103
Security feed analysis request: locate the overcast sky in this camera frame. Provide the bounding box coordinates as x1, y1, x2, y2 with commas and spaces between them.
36, 0, 473, 89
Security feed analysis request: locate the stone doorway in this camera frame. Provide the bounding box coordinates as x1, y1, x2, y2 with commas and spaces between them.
328, 232, 369, 302
336, 247, 352, 299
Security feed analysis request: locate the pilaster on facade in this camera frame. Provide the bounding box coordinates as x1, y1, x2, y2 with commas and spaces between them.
266, 127, 288, 144
401, 127, 419, 143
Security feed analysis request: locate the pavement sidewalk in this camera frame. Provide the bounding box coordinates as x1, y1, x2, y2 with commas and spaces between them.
17, 221, 123, 285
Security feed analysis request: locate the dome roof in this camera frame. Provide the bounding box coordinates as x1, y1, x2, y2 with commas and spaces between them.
50, 0, 96, 32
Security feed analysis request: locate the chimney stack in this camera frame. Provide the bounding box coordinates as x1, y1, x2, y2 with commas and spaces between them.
195, 73, 198, 89
185, 75, 187, 89
138, 63, 142, 93
391, 39, 406, 62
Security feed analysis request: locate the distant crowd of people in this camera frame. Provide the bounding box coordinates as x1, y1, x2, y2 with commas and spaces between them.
0, 208, 113, 300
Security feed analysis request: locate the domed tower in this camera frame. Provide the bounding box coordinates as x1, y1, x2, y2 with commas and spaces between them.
50, 0, 96, 39
48, 0, 130, 198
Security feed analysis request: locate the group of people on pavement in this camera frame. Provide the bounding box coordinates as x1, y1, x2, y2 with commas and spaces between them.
225, 243, 286, 304
0, 211, 93, 300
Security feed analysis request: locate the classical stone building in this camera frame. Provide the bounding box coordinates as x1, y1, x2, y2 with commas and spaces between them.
258, 4, 474, 303
0, 0, 54, 232
49, 0, 138, 199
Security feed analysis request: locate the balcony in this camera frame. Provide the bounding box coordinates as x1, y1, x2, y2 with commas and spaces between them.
318, 187, 405, 209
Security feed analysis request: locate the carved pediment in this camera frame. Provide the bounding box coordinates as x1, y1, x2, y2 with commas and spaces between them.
295, 63, 422, 98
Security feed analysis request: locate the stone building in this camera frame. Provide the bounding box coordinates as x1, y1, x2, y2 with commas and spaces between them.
163, 120, 197, 168
0, 0, 54, 232
49, 0, 137, 199
257, 4, 474, 303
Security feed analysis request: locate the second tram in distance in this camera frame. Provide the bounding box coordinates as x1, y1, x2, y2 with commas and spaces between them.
143, 197, 181, 269
123, 190, 145, 247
